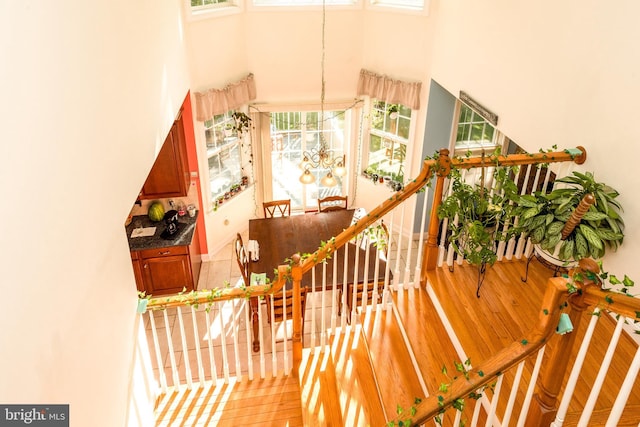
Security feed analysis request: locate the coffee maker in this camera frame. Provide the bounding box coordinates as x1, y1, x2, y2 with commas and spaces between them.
160, 210, 180, 239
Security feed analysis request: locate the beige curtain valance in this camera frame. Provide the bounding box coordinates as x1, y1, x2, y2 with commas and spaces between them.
356, 69, 422, 110
194, 73, 257, 121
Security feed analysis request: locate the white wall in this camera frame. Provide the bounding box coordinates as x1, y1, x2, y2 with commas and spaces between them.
429, 0, 640, 279
0, 1, 189, 425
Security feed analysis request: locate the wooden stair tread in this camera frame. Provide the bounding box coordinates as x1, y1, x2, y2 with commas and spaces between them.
299, 329, 387, 426
563, 404, 640, 426
359, 307, 426, 421
391, 287, 462, 393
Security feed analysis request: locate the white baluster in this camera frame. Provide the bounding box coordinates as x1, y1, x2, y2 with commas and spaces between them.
341, 244, 349, 328
243, 299, 254, 381
148, 311, 167, 392
190, 306, 205, 384
330, 245, 339, 336
371, 225, 381, 313
414, 185, 430, 283
393, 203, 406, 288
517, 346, 545, 427
470, 388, 483, 426
282, 286, 289, 375
578, 315, 626, 426
485, 374, 504, 426
257, 296, 266, 379
361, 232, 371, 314
402, 197, 417, 287
269, 293, 277, 377
162, 309, 181, 388
218, 301, 230, 383
552, 308, 601, 427
311, 267, 317, 348
351, 234, 361, 324
204, 309, 218, 382
502, 360, 525, 426
230, 299, 242, 378
176, 306, 192, 389
321, 261, 327, 347
606, 339, 640, 426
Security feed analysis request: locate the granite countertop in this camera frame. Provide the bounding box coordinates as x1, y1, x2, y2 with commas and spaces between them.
126, 211, 198, 252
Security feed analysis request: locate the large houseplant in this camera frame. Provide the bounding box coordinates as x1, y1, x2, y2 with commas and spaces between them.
437, 163, 519, 296
514, 171, 624, 261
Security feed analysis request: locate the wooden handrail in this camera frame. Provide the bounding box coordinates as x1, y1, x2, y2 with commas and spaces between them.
387, 275, 572, 425
300, 147, 587, 276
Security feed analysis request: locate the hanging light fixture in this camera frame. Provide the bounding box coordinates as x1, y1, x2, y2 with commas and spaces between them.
299, 0, 346, 186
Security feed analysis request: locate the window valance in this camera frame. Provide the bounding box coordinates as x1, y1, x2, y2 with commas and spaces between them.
194, 73, 257, 121
356, 69, 422, 110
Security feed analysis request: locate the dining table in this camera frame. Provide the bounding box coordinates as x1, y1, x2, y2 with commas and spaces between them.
247, 209, 391, 351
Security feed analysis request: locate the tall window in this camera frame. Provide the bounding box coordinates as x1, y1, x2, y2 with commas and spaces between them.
364, 100, 411, 183
454, 103, 497, 154
205, 112, 244, 202
270, 110, 346, 211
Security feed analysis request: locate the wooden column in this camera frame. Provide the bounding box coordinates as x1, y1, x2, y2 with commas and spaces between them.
421, 149, 451, 283
290, 254, 303, 376
561, 194, 595, 240
525, 259, 601, 426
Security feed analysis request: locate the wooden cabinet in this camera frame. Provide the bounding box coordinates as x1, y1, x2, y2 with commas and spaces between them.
133, 244, 200, 296
131, 251, 145, 293
139, 112, 189, 200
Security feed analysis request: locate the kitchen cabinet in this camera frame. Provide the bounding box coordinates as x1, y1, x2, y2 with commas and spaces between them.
139, 111, 189, 200
133, 241, 200, 296
131, 251, 145, 293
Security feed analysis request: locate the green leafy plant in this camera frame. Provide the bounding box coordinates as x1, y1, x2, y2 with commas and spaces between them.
231, 111, 252, 134
437, 164, 519, 269
514, 171, 624, 260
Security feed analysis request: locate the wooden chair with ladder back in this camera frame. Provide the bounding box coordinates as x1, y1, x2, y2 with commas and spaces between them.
318, 195, 348, 212
266, 287, 309, 343
263, 199, 291, 218
337, 220, 389, 323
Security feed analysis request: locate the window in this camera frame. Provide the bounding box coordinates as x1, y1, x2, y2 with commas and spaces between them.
364, 100, 411, 184
205, 112, 244, 203
370, 0, 424, 9
454, 102, 498, 154
187, 0, 241, 19
270, 110, 347, 211
253, 0, 355, 5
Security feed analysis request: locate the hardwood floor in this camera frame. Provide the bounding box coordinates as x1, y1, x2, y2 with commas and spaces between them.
153, 257, 639, 426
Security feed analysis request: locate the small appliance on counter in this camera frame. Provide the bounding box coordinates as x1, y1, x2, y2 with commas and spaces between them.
160, 210, 181, 239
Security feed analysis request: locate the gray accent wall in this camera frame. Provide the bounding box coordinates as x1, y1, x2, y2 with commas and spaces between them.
413, 80, 456, 233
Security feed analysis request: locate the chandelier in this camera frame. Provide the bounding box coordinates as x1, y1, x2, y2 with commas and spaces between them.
299, 0, 346, 187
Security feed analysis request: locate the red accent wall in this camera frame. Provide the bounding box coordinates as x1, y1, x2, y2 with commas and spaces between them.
181, 91, 209, 255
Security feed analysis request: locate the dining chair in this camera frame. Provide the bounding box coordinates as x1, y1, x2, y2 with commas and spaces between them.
338, 220, 388, 323
317, 195, 348, 212
263, 199, 291, 218
266, 287, 308, 343
234, 233, 249, 286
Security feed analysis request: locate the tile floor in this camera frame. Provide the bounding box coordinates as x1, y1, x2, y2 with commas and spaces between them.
143, 225, 422, 388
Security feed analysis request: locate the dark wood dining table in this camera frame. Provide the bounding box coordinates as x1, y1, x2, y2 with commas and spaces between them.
247, 209, 391, 351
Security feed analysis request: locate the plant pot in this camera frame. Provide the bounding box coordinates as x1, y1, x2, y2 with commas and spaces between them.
379, 176, 384, 183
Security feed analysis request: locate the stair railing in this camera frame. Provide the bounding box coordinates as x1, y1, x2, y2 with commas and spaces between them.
135, 146, 588, 396
386, 258, 640, 426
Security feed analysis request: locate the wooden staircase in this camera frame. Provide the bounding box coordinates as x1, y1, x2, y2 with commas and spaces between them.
298, 258, 640, 426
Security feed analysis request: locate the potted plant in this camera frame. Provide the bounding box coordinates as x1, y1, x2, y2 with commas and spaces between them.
387, 104, 399, 120
513, 171, 624, 262
224, 123, 234, 137
437, 165, 519, 296
231, 111, 252, 134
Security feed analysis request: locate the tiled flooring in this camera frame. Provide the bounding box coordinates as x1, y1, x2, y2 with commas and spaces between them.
144, 224, 421, 387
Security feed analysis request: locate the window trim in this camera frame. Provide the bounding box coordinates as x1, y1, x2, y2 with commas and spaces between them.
184, 0, 244, 21
365, 0, 430, 16
246, 0, 362, 12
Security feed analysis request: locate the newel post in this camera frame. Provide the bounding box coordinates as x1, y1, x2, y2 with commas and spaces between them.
525, 259, 600, 426
290, 253, 303, 375
421, 149, 451, 283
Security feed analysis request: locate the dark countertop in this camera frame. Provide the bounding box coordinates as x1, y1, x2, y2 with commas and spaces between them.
126, 211, 198, 252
